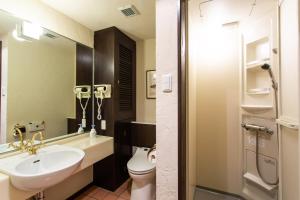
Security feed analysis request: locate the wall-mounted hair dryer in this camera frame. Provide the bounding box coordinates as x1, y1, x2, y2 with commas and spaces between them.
74, 85, 91, 99
94, 85, 111, 124
74, 85, 91, 129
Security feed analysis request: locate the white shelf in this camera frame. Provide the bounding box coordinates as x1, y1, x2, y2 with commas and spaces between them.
241, 105, 273, 112
246, 58, 270, 70
247, 88, 271, 95
243, 172, 277, 191
245, 36, 270, 46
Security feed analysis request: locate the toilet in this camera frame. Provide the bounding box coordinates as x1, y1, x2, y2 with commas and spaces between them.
127, 147, 156, 200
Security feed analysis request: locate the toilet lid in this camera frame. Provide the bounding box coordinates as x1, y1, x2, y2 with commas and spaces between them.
127, 148, 156, 173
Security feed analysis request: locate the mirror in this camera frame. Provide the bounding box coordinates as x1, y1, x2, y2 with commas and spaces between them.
0, 10, 92, 153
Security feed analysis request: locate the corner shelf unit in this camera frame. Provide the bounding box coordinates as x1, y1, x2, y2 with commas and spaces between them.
242, 35, 274, 113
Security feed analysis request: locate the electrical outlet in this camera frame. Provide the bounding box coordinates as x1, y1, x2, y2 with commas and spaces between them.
27, 121, 45, 133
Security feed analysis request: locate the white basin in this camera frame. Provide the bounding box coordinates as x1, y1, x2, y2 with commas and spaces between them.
0, 145, 85, 191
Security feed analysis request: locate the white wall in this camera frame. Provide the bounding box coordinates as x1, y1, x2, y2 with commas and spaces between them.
156, 0, 178, 199
0, 0, 93, 47
136, 38, 156, 123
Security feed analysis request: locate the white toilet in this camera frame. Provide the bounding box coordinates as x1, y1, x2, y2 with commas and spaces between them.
127, 147, 156, 200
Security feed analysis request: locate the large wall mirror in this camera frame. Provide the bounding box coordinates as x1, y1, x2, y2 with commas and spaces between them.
0, 10, 92, 153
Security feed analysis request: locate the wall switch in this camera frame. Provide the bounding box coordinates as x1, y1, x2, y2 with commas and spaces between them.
162, 74, 172, 93
101, 120, 106, 130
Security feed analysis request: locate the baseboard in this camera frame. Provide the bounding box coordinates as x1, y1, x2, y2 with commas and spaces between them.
196, 185, 246, 200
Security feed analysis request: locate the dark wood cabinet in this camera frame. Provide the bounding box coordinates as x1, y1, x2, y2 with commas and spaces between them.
93, 27, 136, 191
94, 27, 136, 136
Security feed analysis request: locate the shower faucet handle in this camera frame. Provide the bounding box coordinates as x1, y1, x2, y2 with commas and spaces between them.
241, 123, 274, 135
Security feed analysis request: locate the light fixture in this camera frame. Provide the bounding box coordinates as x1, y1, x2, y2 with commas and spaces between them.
12, 21, 43, 41
12, 28, 25, 42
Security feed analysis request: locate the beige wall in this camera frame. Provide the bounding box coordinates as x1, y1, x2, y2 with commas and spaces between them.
0, 0, 93, 47
195, 24, 240, 193
156, 0, 178, 199
136, 38, 156, 123
5, 33, 76, 142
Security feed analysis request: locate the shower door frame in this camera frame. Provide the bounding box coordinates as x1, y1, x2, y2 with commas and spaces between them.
178, 0, 188, 199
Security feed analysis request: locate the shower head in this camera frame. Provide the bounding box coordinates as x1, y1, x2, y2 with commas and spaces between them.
261, 63, 278, 91
261, 63, 270, 70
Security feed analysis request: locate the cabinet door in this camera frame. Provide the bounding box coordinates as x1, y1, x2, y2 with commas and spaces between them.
115, 32, 136, 120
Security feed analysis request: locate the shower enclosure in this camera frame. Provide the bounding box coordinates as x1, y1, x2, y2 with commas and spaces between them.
185, 0, 300, 200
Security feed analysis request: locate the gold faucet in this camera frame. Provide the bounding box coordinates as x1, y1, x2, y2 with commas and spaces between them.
8, 126, 29, 151
26, 131, 44, 155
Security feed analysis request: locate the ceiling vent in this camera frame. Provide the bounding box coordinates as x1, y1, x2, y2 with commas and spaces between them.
44, 33, 57, 39
118, 4, 139, 17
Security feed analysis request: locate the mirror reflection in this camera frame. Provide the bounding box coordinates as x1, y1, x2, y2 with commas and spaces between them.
0, 10, 82, 152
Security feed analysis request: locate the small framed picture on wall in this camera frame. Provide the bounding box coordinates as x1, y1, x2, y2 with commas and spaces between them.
146, 70, 156, 99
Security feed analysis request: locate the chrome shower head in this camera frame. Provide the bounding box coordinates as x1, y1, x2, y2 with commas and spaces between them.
261, 63, 278, 91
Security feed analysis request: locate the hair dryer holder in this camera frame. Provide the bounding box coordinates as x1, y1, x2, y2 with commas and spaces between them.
94, 84, 111, 99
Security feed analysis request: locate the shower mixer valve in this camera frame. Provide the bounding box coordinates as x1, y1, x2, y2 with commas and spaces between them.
241, 123, 274, 135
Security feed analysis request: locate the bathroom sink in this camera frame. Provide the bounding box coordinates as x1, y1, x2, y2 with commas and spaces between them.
0, 145, 85, 191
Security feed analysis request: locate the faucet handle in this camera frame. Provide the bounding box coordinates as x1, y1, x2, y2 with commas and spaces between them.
26, 131, 45, 154
9, 126, 28, 151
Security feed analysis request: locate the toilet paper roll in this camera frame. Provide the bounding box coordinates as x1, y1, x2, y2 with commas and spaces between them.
148, 149, 156, 164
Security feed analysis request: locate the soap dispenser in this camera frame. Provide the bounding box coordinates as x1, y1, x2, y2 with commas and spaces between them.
77, 124, 84, 134
90, 125, 97, 137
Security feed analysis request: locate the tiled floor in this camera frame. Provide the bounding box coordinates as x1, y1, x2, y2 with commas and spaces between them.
75, 180, 131, 200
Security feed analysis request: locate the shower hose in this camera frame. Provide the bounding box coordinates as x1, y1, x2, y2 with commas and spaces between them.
255, 88, 279, 186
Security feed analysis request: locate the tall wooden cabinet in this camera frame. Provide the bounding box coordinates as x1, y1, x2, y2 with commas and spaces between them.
93, 27, 136, 190
94, 26, 136, 136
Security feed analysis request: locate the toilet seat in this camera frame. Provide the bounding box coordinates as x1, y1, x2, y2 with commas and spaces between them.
127, 148, 156, 175
128, 168, 155, 175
